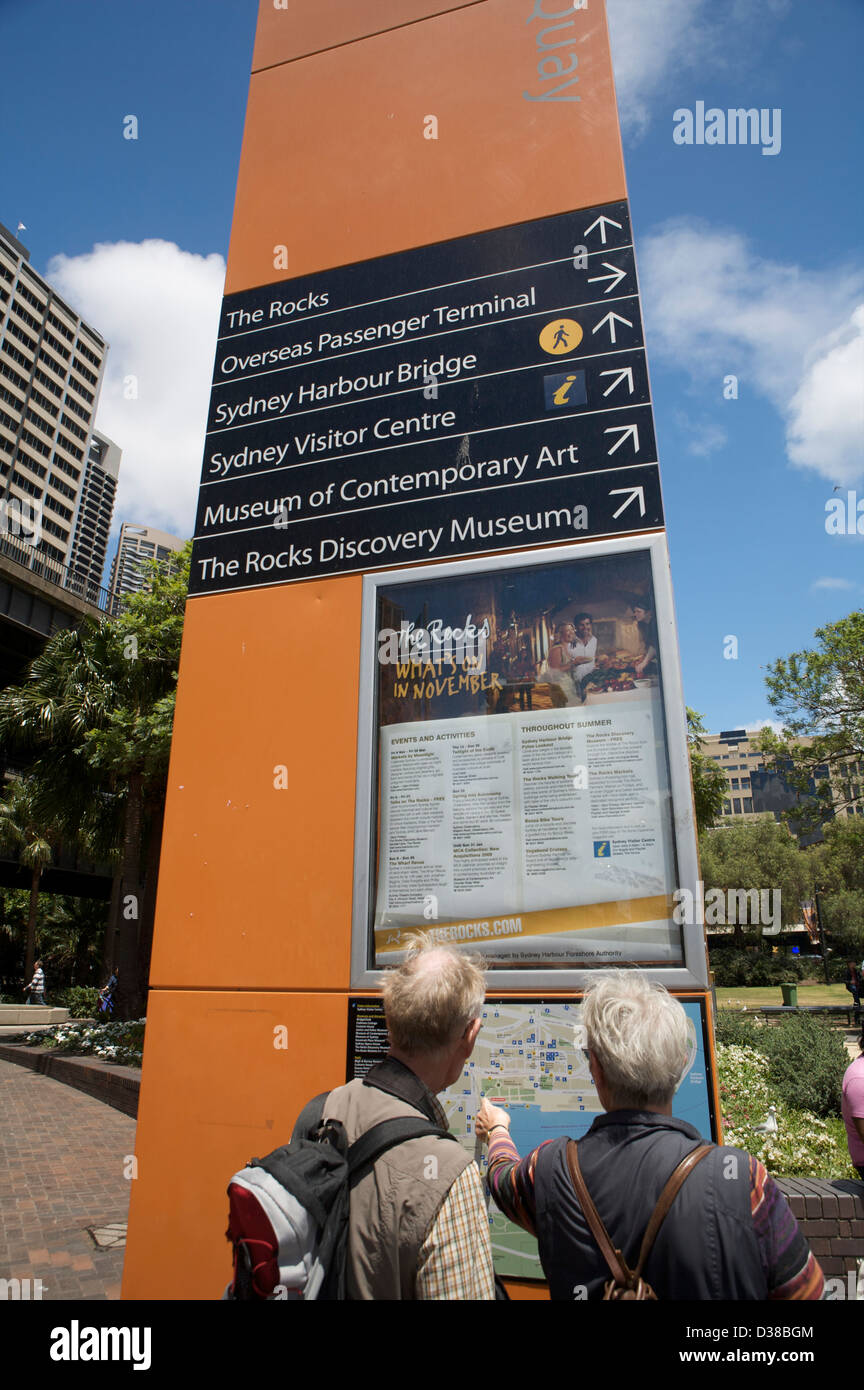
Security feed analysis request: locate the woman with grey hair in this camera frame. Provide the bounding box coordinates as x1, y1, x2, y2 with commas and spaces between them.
475, 971, 823, 1300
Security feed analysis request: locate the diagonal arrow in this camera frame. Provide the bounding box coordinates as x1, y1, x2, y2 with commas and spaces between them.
609, 485, 646, 519
599, 366, 634, 397
592, 311, 632, 345
604, 424, 640, 456
584, 214, 623, 245
587, 261, 627, 294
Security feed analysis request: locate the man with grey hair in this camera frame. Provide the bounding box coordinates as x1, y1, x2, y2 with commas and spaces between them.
322, 933, 495, 1299
476, 971, 823, 1300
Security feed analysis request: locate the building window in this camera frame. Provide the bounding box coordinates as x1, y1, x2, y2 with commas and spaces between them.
723, 800, 732, 815
741, 778, 750, 790
742, 798, 753, 813
733, 798, 741, 814
731, 779, 740, 790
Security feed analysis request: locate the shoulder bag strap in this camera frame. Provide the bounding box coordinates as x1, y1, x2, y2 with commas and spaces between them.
566, 1140, 633, 1285
631, 1143, 713, 1279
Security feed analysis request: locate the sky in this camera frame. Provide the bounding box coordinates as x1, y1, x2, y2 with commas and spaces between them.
0, 0, 861, 734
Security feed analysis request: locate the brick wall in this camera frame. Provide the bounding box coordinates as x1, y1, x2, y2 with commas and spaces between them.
776, 1177, 864, 1287
0, 1043, 139, 1118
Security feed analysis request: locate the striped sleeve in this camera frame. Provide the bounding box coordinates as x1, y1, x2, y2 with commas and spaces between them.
749, 1157, 824, 1300
486, 1130, 554, 1236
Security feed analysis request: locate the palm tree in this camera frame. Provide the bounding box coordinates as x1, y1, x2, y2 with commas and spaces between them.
0, 545, 189, 1017
0, 776, 59, 980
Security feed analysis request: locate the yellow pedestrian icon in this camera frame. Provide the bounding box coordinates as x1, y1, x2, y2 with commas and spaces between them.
539, 318, 583, 355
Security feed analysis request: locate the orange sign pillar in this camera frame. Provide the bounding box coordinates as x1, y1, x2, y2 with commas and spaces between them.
123, 0, 632, 1299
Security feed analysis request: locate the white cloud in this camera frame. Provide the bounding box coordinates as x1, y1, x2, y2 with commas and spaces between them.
638, 220, 864, 484
673, 411, 727, 458
606, 0, 792, 139
46, 240, 225, 537
811, 577, 856, 591
787, 306, 864, 484
606, 0, 713, 139
745, 719, 786, 736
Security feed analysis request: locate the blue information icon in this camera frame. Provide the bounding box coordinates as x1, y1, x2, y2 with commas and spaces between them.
543, 369, 587, 410
593, 840, 611, 858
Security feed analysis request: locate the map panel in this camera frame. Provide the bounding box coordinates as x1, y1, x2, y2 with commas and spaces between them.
347, 996, 715, 1282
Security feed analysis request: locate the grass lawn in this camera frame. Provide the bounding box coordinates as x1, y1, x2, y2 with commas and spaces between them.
716, 983, 857, 1008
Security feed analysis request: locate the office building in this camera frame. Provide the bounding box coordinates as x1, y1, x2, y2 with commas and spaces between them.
0, 220, 110, 598
67, 430, 121, 604
704, 727, 864, 825
108, 523, 185, 607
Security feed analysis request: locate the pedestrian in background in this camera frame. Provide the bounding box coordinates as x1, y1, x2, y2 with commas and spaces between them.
842, 1029, 864, 1181
25, 959, 45, 1005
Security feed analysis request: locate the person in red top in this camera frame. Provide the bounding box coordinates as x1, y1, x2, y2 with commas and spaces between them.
842, 1029, 864, 1180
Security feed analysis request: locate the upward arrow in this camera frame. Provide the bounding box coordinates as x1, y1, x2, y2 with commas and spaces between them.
584, 214, 623, 244
592, 311, 632, 345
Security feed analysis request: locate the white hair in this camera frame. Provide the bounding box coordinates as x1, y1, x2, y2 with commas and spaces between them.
581, 971, 690, 1109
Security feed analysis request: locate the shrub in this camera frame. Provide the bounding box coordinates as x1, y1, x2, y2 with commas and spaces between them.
710, 949, 806, 987
51, 986, 100, 1018
759, 1014, 847, 1118
718, 1042, 855, 1179
24, 1018, 145, 1067
716, 1009, 847, 1118
715, 1010, 762, 1049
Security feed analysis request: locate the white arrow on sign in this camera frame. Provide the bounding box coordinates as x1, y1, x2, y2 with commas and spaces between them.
604, 424, 640, 456
587, 261, 627, 294
584, 214, 623, 244
609, 485, 646, 519
599, 366, 634, 397
592, 311, 632, 344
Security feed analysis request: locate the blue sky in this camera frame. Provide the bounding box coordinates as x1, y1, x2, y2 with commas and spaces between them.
1, 0, 861, 733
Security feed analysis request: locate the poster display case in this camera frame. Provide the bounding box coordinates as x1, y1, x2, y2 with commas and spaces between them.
351, 535, 707, 988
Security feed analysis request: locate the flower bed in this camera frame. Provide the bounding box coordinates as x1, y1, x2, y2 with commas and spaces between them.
718, 1041, 856, 1179
24, 1018, 145, 1068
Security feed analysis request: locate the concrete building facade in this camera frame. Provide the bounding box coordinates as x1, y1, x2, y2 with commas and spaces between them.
704, 726, 864, 826
108, 522, 185, 609
0, 220, 111, 602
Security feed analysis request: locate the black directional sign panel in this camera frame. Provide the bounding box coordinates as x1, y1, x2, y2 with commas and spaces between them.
189, 200, 664, 596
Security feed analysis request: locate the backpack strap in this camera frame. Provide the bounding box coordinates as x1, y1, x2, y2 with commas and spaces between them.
566, 1140, 713, 1290
347, 1116, 457, 1187
566, 1142, 632, 1286
362, 1057, 442, 1125
290, 1091, 329, 1143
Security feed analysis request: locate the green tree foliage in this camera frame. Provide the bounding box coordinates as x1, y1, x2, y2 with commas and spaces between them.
687, 707, 727, 833
699, 818, 813, 946
760, 610, 864, 825
0, 778, 60, 979
0, 544, 190, 1017
715, 1010, 847, 1119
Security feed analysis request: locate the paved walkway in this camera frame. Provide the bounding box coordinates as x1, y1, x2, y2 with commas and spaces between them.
0, 1059, 135, 1299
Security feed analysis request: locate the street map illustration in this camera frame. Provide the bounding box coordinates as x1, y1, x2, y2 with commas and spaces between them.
438, 999, 712, 1280
348, 996, 713, 1281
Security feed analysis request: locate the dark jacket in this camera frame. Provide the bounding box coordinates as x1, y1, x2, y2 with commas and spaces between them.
533, 1111, 766, 1300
